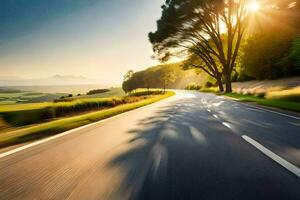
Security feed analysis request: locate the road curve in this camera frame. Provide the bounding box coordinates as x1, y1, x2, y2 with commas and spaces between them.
0, 91, 299, 200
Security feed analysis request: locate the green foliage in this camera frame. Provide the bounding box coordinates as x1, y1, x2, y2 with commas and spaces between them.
86, 89, 110, 95
200, 87, 220, 93
225, 93, 300, 113
242, 33, 296, 80
205, 81, 214, 88
122, 62, 202, 92
185, 83, 201, 91
161, 70, 176, 89
129, 90, 164, 97
240, 1, 300, 80
287, 37, 300, 73
149, 0, 250, 93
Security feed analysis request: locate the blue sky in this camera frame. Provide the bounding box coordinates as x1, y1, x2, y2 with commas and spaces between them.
0, 0, 164, 84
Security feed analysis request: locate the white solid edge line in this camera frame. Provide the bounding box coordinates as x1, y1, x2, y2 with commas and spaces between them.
242, 135, 300, 178
0, 112, 126, 159
222, 122, 231, 128
213, 114, 219, 119
245, 104, 300, 120
0, 96, 173, 159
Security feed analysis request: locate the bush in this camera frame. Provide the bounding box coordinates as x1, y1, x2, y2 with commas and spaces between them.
0, 108, 55, 127
205, 81, 213, 88
185, 83, 201, 90
200, 87, 219, 93
54, 98, 74, 103
87, 89, 110, 95
129, 90, 164, 97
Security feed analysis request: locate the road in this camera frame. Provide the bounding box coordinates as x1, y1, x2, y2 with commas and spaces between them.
0, 91, 299, 200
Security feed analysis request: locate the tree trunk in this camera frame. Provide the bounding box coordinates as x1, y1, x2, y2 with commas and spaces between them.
147, 87, 150, 95
224, 73, 232, 93
216, 75, 224, 93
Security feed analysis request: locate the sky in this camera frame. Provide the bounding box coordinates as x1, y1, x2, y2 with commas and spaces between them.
0, 0, 165, 85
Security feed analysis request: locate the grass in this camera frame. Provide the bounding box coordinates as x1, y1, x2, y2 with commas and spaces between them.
0, 91, 174, 148
265, 86, 300, 102
200, 87, 219, 93
78, 88, 125, 99
198, 84, 300, 112
0, 92, 66, 105
0, 88, 125, 105
225, 93, 300, 113
0, 90, 166, 127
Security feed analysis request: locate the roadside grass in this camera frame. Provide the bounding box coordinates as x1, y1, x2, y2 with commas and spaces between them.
200, 87, 219, 93
0, 90, 165, 127
197, 84, 300, 112
225, 93, 300, 113
0, 91, 174, 148
265, 86, 300, 102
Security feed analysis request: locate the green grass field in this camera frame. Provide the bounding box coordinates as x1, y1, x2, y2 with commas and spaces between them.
0, 87, 125, 105
0, 89, 165, 127
77, 88, 125, 99
225, 93, 300, 113
0, 91, 67, 105
0, 91, 174, 148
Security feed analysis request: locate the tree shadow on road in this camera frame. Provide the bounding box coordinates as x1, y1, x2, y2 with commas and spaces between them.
105, 97, 300, 200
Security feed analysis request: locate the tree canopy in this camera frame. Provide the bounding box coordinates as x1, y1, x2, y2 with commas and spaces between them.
149, 0, 252, 92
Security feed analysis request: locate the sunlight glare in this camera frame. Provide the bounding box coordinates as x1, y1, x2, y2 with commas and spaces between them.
247, 1, 260, 12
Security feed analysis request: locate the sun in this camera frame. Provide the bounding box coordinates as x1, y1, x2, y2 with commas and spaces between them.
247, 1, 261, 12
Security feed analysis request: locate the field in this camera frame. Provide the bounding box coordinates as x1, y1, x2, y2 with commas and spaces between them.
0, 87, 125, 105
0, 91, 66, 105
0, 91, 174, 148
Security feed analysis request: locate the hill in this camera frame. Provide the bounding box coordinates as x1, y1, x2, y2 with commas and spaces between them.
123, 62, 205, 91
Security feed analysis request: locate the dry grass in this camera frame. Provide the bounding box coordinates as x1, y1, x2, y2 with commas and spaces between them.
266, 86, 300, 102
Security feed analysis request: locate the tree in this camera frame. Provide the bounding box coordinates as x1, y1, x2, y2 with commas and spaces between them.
149, 0, 252, 93
122, 70, 135, 93
143, 71, 156, 95
161, 70, 176, 93
123, 70, 134, 82
241, 0, 300, 79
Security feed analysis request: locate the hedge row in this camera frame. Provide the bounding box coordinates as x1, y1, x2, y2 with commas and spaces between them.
0, 95, 149, 127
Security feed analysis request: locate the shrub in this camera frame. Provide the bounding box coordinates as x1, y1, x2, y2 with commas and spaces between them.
185, 83, 202, 90
205, 81, 213, 88
87, 89, 110, 95
129, 90, 164, 97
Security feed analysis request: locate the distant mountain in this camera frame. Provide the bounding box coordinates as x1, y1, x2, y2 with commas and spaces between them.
0, 75, 101, 86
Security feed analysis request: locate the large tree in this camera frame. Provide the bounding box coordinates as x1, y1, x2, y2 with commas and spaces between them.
149, 0, 252, 93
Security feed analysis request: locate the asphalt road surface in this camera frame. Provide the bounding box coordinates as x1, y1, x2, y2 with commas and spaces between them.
0, 91, 299, 200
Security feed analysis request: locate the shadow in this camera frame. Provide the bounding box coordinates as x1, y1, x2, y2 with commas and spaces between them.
104, 94, 300, 200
